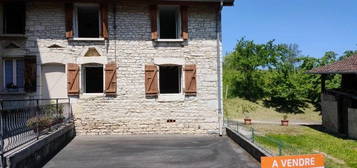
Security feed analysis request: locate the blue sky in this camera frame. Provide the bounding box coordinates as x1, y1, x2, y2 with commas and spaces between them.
222, 0, 357, 58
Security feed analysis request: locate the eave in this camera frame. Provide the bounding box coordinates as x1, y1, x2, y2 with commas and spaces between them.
0, 0, 234, 6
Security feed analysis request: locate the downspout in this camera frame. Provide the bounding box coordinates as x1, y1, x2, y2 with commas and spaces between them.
217, 0, 224, 136
113, 3, 117, 65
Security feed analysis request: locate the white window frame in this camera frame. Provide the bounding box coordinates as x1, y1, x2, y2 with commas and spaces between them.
2, 58, 24, 92
81, 64, 105, 95
157, 64, 185, 102
73, 3, 101, 39
158, 5, 182, 40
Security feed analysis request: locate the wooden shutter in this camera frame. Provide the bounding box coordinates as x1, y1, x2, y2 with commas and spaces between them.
181, 6, 189, 40
67, 63, 79, 96
184, 64, 197, 95
24, 57, 37, 93
105, 63, 117, 96
100, 3, 109, 39
149, 5, 158, 40
145, 65, 158, 95
65, 3, 73, 39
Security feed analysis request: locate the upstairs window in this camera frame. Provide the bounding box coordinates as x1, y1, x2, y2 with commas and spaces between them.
159, 65, 181, 94
1, 3, 26, 34
74, 4, 100, 38
159, 6, 180, 39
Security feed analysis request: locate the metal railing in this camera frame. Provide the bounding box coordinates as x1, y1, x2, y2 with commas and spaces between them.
0, 98, 73, 161
225, 118, 303, 156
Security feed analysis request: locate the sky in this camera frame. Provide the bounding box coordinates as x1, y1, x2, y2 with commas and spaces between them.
222, 0, 357, 58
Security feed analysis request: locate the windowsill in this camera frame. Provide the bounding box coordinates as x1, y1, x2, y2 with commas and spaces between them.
81, 93, 105, 98
0, 91, 26, 95
0, 34, 27, 39
70, 38, 105, 41
158, 93, 185, 102
156, 39, 184, 42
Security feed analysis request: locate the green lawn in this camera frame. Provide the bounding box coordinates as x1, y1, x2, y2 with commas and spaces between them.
224, 98, 321, 123
225, 98, 357, 168
253, 125, 357, 168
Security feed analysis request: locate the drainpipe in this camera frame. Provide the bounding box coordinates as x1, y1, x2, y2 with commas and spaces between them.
217, 0, 224, 136
113, 3, 117, 65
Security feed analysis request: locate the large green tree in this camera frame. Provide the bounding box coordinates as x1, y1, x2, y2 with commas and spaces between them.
224, 38, 343, 113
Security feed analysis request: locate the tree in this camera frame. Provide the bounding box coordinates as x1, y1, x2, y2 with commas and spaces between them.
339, 50, 357, 60
224, 38, 344, 113
224, 38, 273, 100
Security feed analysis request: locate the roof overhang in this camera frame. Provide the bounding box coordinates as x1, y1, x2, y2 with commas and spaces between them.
159, 0, 234, 6
0, 0, 234, 6
308, 71, 357, 75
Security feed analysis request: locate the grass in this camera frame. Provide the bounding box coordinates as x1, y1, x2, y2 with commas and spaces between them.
224, 98, 321, 123
252, 125, 357, 168
225, 98, 357, 168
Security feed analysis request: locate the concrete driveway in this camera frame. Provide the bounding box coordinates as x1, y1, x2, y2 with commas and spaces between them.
44, 136, 259, 168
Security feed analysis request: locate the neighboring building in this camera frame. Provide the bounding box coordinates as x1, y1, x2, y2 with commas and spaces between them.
0, 0, 234, 135
309, 55, 357, 139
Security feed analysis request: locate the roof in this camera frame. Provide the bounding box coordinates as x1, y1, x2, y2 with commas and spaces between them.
309, 55, 357, 74
156, 0, 234, 6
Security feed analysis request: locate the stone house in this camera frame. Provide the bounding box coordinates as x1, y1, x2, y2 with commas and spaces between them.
0, 0, 234, 135
309, 55, 357, 139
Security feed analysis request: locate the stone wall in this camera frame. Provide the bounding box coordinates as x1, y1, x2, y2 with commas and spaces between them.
5, 124, 75, 168
0, 1, 221, 135
321, 94, 339, 133
348, 108, 357, 139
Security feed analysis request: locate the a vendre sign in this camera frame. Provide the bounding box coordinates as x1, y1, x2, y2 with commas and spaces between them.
261, 154, 324, 168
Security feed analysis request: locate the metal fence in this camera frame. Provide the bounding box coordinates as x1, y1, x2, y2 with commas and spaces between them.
0, 98, 73, 155
225, 118, 304, 156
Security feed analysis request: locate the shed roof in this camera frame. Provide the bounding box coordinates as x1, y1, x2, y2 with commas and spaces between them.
162, 0, 234, 5
13, 0, 234, 6
309, 55, 357, 74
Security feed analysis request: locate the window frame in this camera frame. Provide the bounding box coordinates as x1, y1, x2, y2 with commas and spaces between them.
0, 3, 26, 35
2, 58, 25, 92
158, 64, 183, 94
73, 3, 101, 39
81, 64, 105, 95
157, 5, 182, 40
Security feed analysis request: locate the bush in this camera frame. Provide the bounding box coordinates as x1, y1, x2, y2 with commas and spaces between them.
26, 116, 54, 131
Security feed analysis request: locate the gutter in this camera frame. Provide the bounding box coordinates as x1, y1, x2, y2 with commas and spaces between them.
113, 3, 117, 65
217, 0, 224, 136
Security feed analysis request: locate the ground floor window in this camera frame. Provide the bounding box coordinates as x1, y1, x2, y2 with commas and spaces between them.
159, 65, 181, 94
83, 65, 103, 93
3, 59, 24, 91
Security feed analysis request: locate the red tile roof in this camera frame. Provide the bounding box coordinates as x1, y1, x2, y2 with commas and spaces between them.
309, 55, 357, 74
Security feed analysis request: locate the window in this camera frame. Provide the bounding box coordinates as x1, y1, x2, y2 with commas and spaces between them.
83, 65, 103, 93
159, 6, 180, 39
159, 65, 181, 94
74, 4, 100, 38
3, 59, 24, 91
0, 3, 26, 34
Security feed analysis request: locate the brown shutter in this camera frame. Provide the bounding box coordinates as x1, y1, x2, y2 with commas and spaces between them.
149, 5, 158, 40
100, 3, 109, 39
105, 63, 117, 96
145, 65, 158, 95
65, 3, 73, 39
24, 57, 37, 93
184, 64, 197, 95
67, 63, 79, 96
181, 6, 189, 40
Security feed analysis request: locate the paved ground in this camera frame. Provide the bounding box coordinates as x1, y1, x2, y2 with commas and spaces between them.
44, 136, 259, 168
